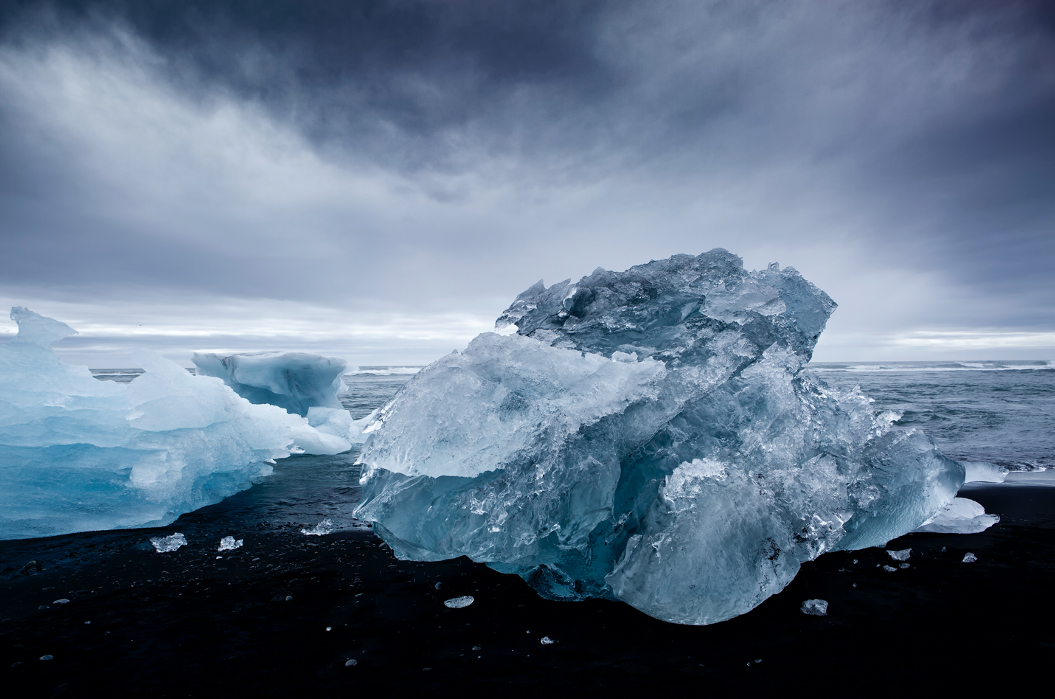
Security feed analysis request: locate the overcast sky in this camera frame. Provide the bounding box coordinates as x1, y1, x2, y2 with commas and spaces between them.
1, 0, 1052, 366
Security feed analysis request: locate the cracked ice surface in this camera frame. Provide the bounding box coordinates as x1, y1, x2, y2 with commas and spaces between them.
0, 308, 351, 540
353, 250, 965, 625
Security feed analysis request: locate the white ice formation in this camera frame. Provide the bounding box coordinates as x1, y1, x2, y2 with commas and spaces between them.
801, 599, 828, 616
353, 250, 967, 625
443, 596, 474, 609
193, 351, 373, 443
192, 351, 347, 417
887, 548, 911, 561
300, 518, 334, 536
150, 533, 187, 552
218, 536, 243, 551
0, 308, 351, 540
915, 497, 1000, 534
962, 461, 1009, 484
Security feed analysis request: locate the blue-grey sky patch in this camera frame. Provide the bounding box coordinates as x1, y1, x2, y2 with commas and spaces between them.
0, 0, 1052, 365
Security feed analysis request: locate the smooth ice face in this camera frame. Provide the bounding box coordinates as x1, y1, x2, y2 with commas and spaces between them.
0, 308, 351, 540
192, 351, 348, 417
915, 497, 1000, 534
354, 250, 965, 625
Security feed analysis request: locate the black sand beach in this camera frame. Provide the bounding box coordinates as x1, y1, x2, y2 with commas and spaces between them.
2, 477, 1053, 695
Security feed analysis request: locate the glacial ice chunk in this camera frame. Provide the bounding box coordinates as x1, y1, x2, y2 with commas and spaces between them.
300, 519, 334, 536
887, 548, 911, 561
192, 351, 347, 417
444, 596, 474, 608
150, 533, 187, 552
218, 536, 243, 551
963, 552, 978, 563
353, 250, 965, 625
801, 599, 828, 616
915, 498, 1000, 534
0, 308, 352, 540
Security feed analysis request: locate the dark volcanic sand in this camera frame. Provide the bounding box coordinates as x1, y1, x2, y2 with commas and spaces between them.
2, 482, 1054, 695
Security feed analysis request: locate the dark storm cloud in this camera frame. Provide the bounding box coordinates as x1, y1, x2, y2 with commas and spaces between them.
0, 0, 1052, 361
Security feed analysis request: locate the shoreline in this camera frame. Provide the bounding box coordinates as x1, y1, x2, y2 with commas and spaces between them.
2, 481, 1053, 693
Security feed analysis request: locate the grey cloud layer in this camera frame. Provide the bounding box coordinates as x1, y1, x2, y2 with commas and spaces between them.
0, 0, 1052, 362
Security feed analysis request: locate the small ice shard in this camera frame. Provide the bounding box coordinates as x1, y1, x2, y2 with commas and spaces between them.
300, 519, 333, 536
540, 636, 555, 645
444, 596, 474, 609
963, 552, 978, 563
150, 533, 187, 553
344, 659, 358, 667
899, 563, 910, 569
218, 536, 243, 551
883, 565, 897, 572
39, 655, 53, 661
354, 251, 965, 625
801, 599, 828, 616
887, 548, 911, 561
472, 645, 482, 651
962, 461, 1009, 484
915, 498, 1000, 534
434, 582, 442, 589
53, 599, 69, 605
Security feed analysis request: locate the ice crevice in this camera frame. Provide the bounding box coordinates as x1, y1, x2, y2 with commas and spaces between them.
353, 249, 972, 625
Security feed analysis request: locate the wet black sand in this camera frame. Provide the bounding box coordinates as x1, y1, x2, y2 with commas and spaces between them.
2, 482, 1054, 695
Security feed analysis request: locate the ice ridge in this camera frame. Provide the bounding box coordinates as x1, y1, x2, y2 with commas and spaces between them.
353, 250, 966, 625
0, 308, 351, 540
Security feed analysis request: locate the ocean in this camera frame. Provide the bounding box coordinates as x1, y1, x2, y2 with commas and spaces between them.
809, 360, 1055, 470
2, 361, 1053, 692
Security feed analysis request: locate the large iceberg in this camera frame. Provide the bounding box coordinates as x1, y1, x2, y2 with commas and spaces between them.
192, 351, 347, 417
0, 308, 349, 540
354, 250, 966, 625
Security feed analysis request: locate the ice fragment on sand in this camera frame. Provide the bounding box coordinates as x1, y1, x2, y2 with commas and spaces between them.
53, 598, 69, 605
300, 519, 333, 536
883, 565, 897, 572
444, 596, 474, 609
191, 351, 347, 416
801, 599, 828, 616
150, 533, 187, 553
963, 553, 978, 563
218, 536, 243, 551
345, 659, 358, 667
540, 636, 555, 645
39, 655, 53, 661
915, 498, 999, 534
887, 548, 911, 561
354, 250, 965, 625
899, 563, 909, 569
0, 308, 354, 540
